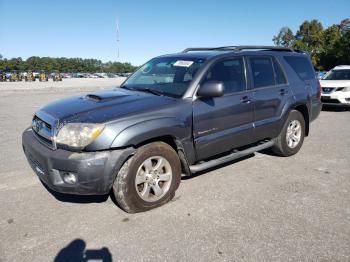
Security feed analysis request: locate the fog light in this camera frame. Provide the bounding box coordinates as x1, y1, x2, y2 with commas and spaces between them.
63, 172, 77, 184
345, 98, 350, 102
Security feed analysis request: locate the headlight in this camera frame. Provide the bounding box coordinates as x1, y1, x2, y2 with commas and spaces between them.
56, 123, 105, 148
341, 86, 350, 92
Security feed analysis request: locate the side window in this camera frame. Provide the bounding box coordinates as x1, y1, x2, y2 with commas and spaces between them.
203, 58, 246, 94
250, 57, 275, 88
284, 56, 315, 81
273, 58, 287, 85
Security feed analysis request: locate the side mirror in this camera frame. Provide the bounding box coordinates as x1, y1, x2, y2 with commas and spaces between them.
197, 81, 224, 98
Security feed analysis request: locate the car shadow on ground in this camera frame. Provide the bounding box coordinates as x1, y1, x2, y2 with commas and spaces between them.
41, 181, 109, 204
181, 154, 255, 180
322, 105, 350, 112
54, 239, 112, 262
257, 147, 280, 157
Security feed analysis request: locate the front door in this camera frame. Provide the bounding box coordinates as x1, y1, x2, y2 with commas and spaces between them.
193, 57, 254, 160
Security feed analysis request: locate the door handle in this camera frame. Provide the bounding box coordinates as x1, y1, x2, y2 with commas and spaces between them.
280, 88, 288, 96
241, 96, 251, 104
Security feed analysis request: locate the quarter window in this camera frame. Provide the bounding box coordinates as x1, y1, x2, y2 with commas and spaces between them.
203, 58, 246, 94
284, 56, 315, 81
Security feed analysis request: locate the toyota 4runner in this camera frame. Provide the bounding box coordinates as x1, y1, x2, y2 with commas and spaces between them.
22, 46, 322, 213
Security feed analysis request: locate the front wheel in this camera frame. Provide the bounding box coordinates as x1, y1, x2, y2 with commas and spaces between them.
272, 110, 305, 157
113, 142, 181, 213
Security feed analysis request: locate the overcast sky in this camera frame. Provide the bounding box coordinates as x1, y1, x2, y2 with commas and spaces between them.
0, 0, 349, 65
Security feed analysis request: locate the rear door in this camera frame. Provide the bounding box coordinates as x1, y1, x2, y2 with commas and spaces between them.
247, 55, 290, 141
193, 57, 254, 160
283, 55, 320, 121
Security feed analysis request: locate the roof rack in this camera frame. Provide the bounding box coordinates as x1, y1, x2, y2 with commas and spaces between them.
182, 45, 295, 53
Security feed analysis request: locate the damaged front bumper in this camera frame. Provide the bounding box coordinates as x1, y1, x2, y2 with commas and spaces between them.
22, 128, 134, 195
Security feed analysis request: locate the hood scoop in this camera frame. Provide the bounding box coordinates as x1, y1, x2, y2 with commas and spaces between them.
85, 94, 102, 102
82, 90, 130, 102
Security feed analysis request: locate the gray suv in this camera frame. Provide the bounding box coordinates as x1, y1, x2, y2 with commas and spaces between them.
22, 46, 322, 213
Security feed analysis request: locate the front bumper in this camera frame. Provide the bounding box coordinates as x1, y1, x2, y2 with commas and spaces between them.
321, 92, 350, 107
22, 128, 134, 195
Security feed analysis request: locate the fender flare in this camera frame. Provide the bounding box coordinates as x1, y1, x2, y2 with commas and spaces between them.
110, 117, 190, 148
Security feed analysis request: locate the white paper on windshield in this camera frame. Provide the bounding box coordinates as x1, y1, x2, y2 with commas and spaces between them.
174, 60, 194, 67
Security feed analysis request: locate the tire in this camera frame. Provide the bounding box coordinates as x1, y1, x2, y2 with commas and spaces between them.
113, 142, 181, 213
272, 110, 305, 157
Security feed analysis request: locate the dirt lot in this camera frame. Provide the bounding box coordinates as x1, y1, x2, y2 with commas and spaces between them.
0, 80, 349, 261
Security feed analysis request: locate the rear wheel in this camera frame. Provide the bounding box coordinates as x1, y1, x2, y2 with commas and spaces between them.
113, 142, 181, 213
272, 110, 305, 157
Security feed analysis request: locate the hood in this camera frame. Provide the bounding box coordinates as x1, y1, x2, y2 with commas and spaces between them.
319, 80, 350, 87
39, 88, 178, 123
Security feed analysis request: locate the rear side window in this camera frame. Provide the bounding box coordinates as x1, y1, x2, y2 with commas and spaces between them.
284, 56, 315, 80
273, 58, 287, 85
250, 57, 275, 88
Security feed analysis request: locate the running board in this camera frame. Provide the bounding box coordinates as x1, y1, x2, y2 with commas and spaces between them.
189, 140, 274, 173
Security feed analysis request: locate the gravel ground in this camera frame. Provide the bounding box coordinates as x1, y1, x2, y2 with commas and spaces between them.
0, 81, 349, 261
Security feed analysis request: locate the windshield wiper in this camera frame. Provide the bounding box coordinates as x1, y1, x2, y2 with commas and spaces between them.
120, 85, 133, 90
120, 85, 165, 96
133, 87, 164, 96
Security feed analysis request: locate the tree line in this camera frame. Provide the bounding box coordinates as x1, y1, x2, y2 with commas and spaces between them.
273, 19, 350, 70
0, 55, 137, 73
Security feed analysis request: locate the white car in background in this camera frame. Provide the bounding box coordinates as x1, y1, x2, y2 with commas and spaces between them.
320, 65, 350, 107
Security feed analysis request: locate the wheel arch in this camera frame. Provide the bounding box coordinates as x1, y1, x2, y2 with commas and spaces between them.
133, 135, 192, 176
293, 104, 309, 136
110, 118, 193, 176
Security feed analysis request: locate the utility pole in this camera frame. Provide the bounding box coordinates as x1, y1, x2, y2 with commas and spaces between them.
116, 20, 120, 59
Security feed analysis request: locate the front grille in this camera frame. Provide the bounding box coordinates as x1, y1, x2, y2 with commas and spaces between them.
33, 116, 52, 132
33, 131, 53, 146
321, 97, 340, 104
32, 115, 55, 149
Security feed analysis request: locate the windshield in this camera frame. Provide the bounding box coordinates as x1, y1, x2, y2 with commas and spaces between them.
323, 69, 350, 80
121, 57, 206, 98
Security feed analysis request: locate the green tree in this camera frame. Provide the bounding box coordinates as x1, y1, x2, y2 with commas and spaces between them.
295, 20, 324, 66
335, 30, 350, 64
296, 19, 323, 46
319, 28, 350, 70
339, 19, 350, 34
273, 27, 295, 47
273, 18, 350, 70
0, 55, 137, 73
